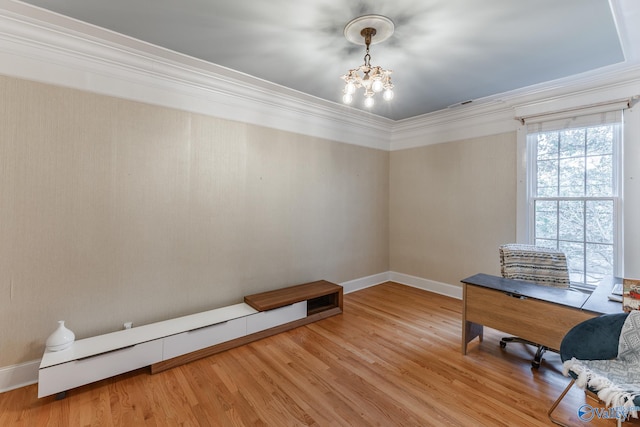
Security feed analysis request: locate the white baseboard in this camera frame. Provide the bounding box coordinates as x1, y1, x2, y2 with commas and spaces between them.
388, 271, 463, 300
340, 272, 391, 294
0, 360, 39, 394
339, 270, 463, 300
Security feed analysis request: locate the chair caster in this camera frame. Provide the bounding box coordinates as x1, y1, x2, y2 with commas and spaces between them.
532, 346, 546, 369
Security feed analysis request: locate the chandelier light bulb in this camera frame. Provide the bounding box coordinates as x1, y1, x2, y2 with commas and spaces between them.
364, 96, 375, 108
345, 82, 356, 95
340, 16, 395, 108
372, 79, 384, 93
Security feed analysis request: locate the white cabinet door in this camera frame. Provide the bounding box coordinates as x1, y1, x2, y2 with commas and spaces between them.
38, 339, 163, 398
162, 317, 247, 360
246, 301, 307, 335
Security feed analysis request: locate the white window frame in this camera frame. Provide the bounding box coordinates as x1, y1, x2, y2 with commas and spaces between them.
516, 105, 626, 288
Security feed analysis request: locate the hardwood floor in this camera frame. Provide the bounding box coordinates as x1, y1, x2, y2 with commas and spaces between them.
1, 282, 636, 426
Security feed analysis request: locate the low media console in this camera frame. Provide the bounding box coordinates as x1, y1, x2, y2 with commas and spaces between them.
38, 280, 343, 398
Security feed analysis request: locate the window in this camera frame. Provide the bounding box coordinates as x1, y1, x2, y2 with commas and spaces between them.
525, 110, 622, 286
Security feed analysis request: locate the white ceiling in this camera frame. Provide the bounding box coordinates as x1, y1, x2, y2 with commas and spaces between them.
13, 0, 640, 121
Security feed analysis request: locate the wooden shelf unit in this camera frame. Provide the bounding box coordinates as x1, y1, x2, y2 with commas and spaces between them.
245, 280, 343, 321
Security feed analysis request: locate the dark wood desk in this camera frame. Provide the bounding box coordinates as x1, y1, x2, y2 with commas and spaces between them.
461, 274, 621, 358
581, 275, 622, 314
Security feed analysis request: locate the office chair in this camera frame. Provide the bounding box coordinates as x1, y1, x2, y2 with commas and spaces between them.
548, 312, 639, 427
498, 243, 570, 368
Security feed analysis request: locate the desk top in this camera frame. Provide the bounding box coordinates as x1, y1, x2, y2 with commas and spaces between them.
581, 275, 622, 314
461, 273, 589, 309
461, 273, 622, 315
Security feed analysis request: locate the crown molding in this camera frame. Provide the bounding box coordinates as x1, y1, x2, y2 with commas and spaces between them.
390, 103, 517, 151
0, 1, 393, 151
390, 63, 640, 150
1, 0, 640, 153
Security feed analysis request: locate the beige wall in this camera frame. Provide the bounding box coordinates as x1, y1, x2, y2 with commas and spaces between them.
0, 76, 389, 366
389, 133, 517, 286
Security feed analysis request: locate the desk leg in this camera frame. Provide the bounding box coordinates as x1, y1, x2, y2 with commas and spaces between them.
462, 321, 483, 355
461, 283, 483, 355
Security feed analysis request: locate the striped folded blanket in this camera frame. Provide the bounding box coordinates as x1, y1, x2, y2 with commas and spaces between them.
499, 244, 570, 288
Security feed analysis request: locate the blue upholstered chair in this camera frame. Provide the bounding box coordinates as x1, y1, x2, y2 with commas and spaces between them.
548, 313, 640, 427
499, 244, 571, 368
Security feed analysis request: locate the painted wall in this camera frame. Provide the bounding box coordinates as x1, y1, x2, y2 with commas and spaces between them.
389, 132, 517, 286
0, 75, 390, 367
622, 106, 640, 278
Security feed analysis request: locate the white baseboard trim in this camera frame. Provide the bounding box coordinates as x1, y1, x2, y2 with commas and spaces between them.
0, 360, 39, 394
340, 272, 391, 294
389, 271, 463, 300
340, 271, 463, 300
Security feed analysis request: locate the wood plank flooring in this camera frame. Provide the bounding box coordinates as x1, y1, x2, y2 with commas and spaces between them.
1, 282, 636, 426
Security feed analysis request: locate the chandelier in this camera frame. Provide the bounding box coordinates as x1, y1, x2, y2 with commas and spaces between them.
341, 15, 394, 108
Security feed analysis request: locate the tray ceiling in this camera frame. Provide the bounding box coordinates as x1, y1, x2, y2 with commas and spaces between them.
17, 0, 632, 121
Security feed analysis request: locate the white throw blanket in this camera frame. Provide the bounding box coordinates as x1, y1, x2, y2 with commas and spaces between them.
563, 311, 640, 419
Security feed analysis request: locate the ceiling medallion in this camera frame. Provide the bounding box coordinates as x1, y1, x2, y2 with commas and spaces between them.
341, 15, 395, 108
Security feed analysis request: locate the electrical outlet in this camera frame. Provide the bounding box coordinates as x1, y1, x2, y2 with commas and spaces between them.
123, 322, 132, 330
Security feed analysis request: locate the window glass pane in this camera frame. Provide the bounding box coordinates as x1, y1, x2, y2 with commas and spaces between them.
537, 132, 558, 160
569, 271, 585, 284
586, 154, 612, 196
558, 200, 584, 242
559, 241, 584, 284
535, 238, 557, 250
586, 200, 613, 243
559, 157, 585, 197
536, 160, 558, 197
586, 243, 613, 285
534, 201, 557, 240
586, 126, 613, 156
559, 128, 585, 158
528, 118, 620, 287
